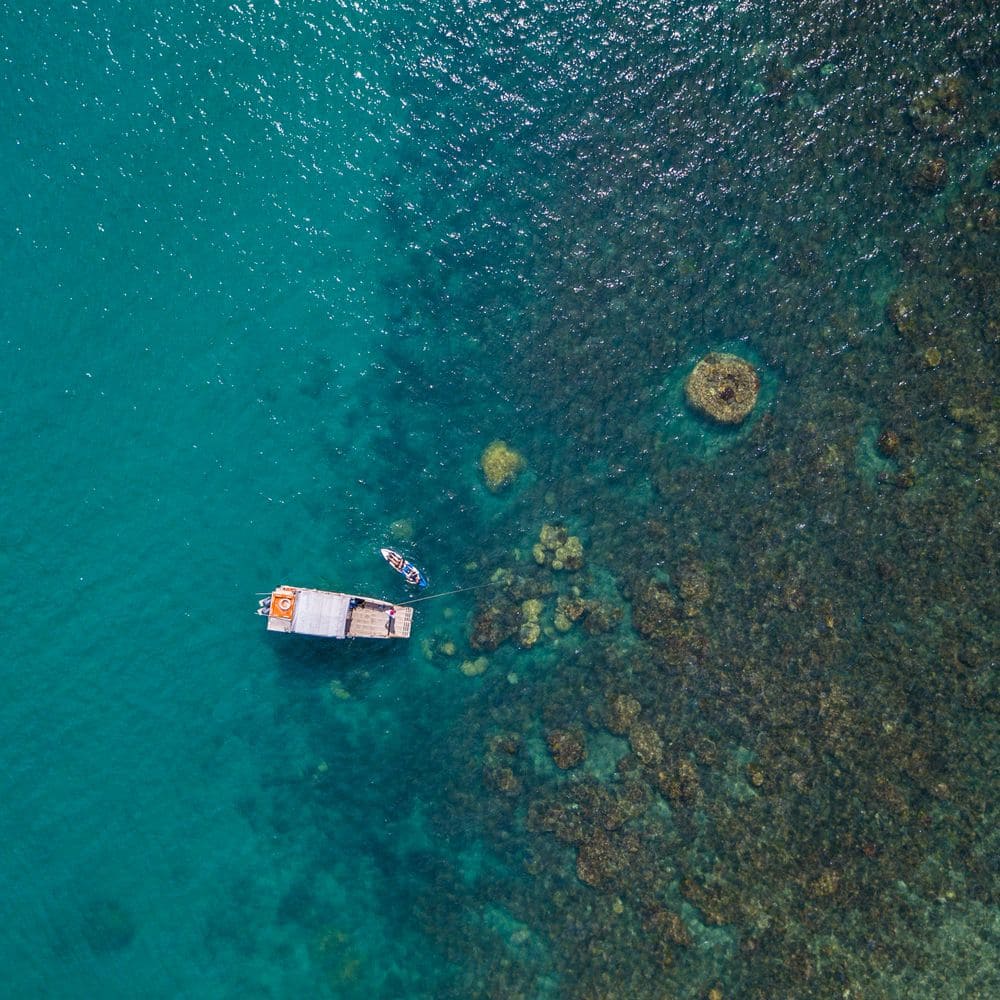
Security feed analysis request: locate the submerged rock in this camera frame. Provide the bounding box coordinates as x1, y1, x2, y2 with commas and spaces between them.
469, 605, 517, 651
489, 732, 521, 755
643, 905, 693, 948
657, 757, 701, 803
886, 291, 919, 337
581, 599, 622, 635
518, 620, 541, 648
518, 599, 543, 648
911, 156, 948, 193
605, 693, 641, 735
479, 440, 524, 492
575, 830, 615, 887
988, 156, 1000, 186
628, 721, 664, 767
554, 595, 587, 632
460, 656, 489, 677
877, 428, 901, 457
81, 898, 135, 954
484, 763, 521, 796
533, 523, 584, 571
909, 74, 965, 136
631, 579, 677, 640
546, 727, 587, 769
389, 518, 413, 541
685, 352, 760, 425
677, 559, 711, 614
521, 598, 543, 622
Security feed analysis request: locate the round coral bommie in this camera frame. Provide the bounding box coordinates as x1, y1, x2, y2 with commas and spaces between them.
479, 440, 525, 492
685, 353, 760, 425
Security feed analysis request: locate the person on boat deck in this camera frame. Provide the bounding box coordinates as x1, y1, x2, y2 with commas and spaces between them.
386, 551, 405, 572
404, 566, 421, 586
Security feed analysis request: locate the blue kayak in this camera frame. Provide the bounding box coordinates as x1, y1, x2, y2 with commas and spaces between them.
380, 547, 429, 588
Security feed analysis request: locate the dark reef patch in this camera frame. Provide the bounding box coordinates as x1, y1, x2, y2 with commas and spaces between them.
295, 1, 1000, 996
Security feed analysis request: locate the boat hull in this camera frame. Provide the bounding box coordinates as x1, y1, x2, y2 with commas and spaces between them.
380, 548, 428, 587
257, 586, 412, 639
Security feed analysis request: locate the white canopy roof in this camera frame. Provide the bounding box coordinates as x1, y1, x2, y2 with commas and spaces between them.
291, 590, 350, 638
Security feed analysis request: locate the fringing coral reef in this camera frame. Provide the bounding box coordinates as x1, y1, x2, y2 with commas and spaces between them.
382, 2, 998, 997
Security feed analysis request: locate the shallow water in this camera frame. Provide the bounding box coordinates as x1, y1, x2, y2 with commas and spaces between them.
2, 2, 997, 997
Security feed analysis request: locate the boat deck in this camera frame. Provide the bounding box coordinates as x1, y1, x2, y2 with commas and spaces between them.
261, 586, 412, 639
346, 603, 413, 639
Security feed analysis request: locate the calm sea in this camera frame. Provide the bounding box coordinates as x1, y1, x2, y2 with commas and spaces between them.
2, 2, 996, 998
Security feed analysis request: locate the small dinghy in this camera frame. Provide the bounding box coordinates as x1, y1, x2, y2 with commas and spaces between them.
381, 547, 428, 588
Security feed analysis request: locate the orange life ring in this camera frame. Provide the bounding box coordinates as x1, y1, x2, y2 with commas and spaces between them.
271, 592, 296, 619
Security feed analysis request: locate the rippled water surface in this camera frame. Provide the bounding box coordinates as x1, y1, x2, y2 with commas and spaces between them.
2, 2, 997, 997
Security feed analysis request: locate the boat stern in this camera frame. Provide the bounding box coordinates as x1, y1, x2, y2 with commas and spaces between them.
257, 586, 297, 632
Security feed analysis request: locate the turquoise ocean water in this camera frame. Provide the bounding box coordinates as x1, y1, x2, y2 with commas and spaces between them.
2, 2, 997, 998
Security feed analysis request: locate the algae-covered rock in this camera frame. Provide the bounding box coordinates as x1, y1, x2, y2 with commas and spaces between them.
489, 732, 521, 755
887, 292, 918, 337
606, 693, 641, 735
546, 727, 587, 769
631, 579, 678, 640
480, 440, 524, 492
677, 559, 710, 613
518, 621, 541, 648
628, 721, 664, 767
643, 905, 693, 948
469, 605, 516, 651
808, 869, 841, 898
533, 523, 584, 571
521, 598, 543, 622
329, 680, 351, 700
517, 599, 544, 647
389, 518, 413, 541
581, 599, 623, 635
877, 428, 901, 457
911, 156, 948, 192
460, 656, 489, 677
657, 757, 701, 803
552, 535, 584, 571
554, 594, 587, 632
685, 352, 760, 425
576, 830, 615, 887
909, 74, 965, 136
484, 763, 521, 795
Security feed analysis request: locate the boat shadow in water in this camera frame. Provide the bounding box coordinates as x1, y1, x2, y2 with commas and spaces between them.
267, 628, 405, 691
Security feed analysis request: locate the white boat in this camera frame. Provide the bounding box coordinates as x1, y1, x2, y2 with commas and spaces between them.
380, 547, 428, 587
257, 585, 412, 639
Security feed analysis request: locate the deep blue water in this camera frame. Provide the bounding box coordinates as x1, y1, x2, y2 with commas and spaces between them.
2, 2, 997, 998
